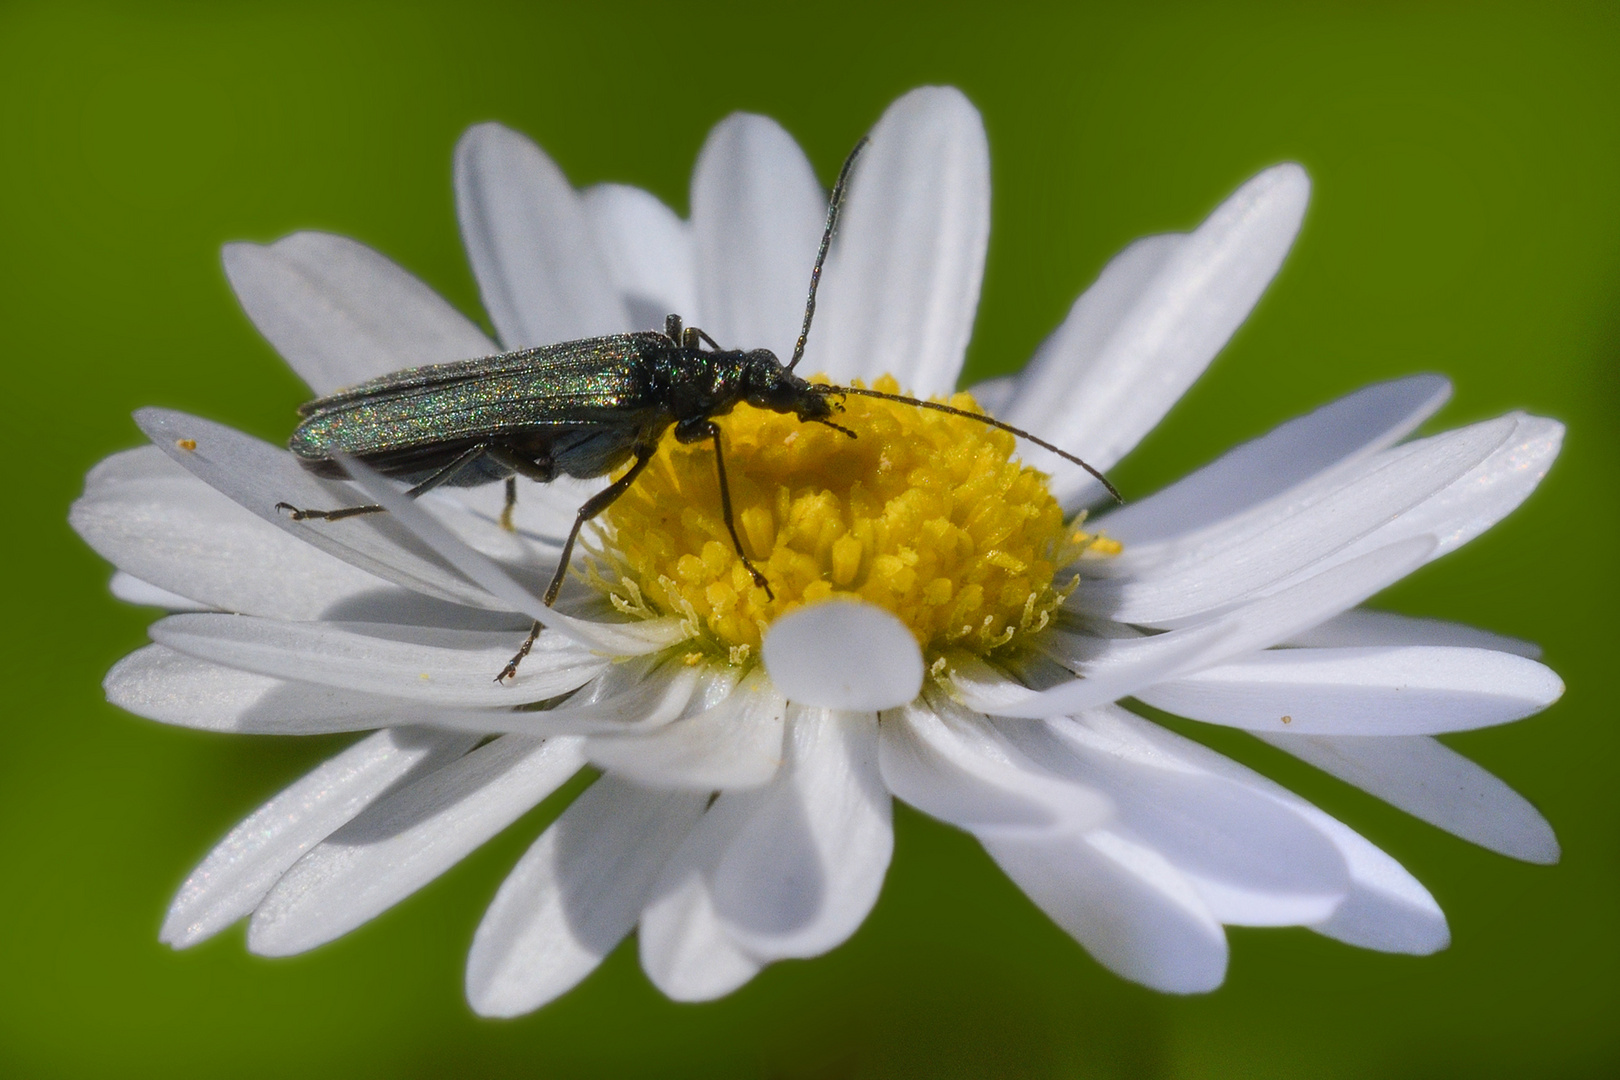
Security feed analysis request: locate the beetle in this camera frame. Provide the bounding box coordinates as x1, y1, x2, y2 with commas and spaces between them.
275, 138, 1119, 681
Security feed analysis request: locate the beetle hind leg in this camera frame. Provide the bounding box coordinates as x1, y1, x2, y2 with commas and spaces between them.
496, 620, 542, 683
499, 477, 518, 532
278, 443, 488, 523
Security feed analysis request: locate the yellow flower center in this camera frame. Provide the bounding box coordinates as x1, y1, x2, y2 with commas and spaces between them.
590, 376, 1117, 664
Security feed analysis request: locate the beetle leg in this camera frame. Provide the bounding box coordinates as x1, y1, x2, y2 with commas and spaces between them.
277, 443, 488, 522
500, 477, 518, 532
498, 443, 660, 684
675, 420, 773, 601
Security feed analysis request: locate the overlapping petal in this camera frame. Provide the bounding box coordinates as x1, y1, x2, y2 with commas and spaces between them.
691, 112, 825, 361
223, 231, 498, 395
997, 164, 1310, 508
249, 734, 586, 956
455, 122, 627, 347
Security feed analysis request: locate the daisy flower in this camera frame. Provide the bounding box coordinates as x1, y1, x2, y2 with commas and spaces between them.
70, 86, 1564, 1015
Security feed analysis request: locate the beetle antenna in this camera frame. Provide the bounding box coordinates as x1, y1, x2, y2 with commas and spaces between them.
827, 385, 1123, 502
787, 136, 868, 373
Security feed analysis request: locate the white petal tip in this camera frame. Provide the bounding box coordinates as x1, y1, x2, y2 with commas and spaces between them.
762, 601, 924, 711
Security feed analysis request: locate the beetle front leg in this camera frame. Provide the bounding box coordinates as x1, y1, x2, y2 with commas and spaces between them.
497, 444, 658, 684
675, 419, 773, 601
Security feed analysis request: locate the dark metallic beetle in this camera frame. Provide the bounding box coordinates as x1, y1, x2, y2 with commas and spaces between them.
277, 139, 1117, 680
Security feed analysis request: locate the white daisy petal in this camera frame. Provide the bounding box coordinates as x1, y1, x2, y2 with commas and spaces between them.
690, 112, 826, 361
1282, 608, 1541, 659
454, 122, 627, 347
982, 829, 1228, 994
249, 734, 586, 956
109, 571, 210, 611
761, 600, 924, 710
1296, 808, 1449, 954
985, 537, 1436, 719
1081, 705, 1448, 955
1081, 417, 1514, 626
1095, 375, 1452, 549
879, 696, 1111, 834
638, 813, 764, 1002
432, 661, 702, 737
72, 445, 405, 620
704, 707, 893, 962
161, 727, 478, 947
587, 668, 787, 790
582, 183, 698, 330
806, 86, 990, 395
963, 373, 1018, 416
1256, 732, 1559, 863
106, 644, 433, 734
1004, 718, 1348, 926
149, 615, 605, 707
222, 232, 498, 396
133, 409, 505, 609
336, 453, 686, 655
1136, 646, 1563, 735
465, 776, 706, 1017
1002, 164, 1311, 507
1299, 413, 1563, 576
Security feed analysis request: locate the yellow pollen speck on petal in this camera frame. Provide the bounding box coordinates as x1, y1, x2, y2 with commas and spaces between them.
590, 375, 1117, 660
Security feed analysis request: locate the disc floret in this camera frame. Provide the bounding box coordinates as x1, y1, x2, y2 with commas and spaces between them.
594, 376, 1117, 663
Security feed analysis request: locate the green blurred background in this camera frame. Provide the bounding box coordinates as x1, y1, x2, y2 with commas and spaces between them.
2, 1, 1616, 1076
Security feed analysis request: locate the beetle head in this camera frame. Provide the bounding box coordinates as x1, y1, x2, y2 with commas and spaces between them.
741, 350, 832, 420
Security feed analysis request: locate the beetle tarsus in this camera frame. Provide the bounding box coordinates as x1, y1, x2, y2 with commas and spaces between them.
500, 477, 517, 532
496, 620, 542, 683
275, 500, 385, 522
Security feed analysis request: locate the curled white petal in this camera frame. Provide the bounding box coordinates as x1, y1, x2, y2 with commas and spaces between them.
109, 571, 209, 611
762, 600, 924, 710
587, 667, 787, 790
